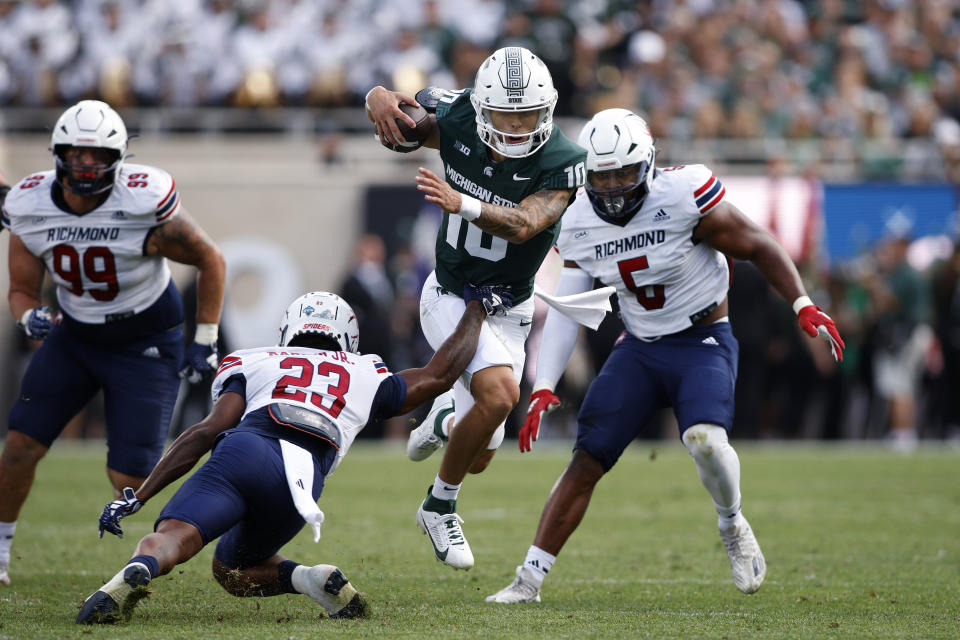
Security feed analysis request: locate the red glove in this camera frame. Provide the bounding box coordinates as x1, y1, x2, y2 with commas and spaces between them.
519, 388, 560, 453
797, 302, 845, 362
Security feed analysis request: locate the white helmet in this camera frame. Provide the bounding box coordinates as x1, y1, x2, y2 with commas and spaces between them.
577, 108, 656, 222
51, 100, 128, 196
278, 291, 360, 353
470, 47, 558, 158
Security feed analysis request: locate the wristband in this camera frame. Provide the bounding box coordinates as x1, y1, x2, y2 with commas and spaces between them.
458, 193, 482, 221
792, 295, 813, 315
532, 382, 555, 394
364, 87, 378, 115
195, 323, 219, 345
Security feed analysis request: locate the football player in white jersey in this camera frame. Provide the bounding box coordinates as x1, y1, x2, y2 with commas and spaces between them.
0, 100, 225, 586
486, 109, 845, 603
76, 288, 507, 624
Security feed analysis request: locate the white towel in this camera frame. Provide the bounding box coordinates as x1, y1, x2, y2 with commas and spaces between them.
279, 439, 325, 543
533, 284, 616, 331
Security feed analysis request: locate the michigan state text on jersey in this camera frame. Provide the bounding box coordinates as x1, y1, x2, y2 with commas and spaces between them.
430, 87, 585, 303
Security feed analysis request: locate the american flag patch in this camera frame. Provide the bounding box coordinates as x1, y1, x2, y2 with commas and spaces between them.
694, 174, 725, 214
374, 361, 388, 374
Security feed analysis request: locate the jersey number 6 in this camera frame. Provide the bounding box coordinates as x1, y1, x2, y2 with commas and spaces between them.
617, 256, 665, 310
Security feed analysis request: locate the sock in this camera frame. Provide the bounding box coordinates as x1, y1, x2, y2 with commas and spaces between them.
431, 475, 460, 502
277, 560, 301, 594
435, 409, 455, 439
717, 500, 743, 531
0, 521, 15, 564
522, 545, 554, 587
128, 554, 159, 579
422, 485, 456, 515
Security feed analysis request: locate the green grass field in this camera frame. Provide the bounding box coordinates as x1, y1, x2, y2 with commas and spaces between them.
0, 440, 957, 639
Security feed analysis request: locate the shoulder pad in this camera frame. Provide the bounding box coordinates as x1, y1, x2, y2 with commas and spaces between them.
414, 87, 447, 114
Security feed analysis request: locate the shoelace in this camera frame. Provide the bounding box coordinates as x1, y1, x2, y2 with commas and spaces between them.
441, 514, 466, 546
721, 526, 757, 560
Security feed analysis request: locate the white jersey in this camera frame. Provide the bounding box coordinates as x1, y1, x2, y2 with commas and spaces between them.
1, 163, 181, 323
211, 346, 395, 473
557, 164, 730, 338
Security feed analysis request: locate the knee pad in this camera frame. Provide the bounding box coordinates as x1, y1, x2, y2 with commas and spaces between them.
682, 423, 731, 459
486, 424, 505, 451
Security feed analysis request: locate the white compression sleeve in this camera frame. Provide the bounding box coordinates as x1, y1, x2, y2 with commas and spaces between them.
533, 267, 594, 390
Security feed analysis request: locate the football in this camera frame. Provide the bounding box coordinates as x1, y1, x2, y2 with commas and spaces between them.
386, 102, 430, 153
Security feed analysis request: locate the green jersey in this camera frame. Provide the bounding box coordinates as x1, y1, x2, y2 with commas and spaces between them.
433, 88, 586, 303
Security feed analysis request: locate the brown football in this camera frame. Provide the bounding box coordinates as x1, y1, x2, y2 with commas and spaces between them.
387, 102, 430, 153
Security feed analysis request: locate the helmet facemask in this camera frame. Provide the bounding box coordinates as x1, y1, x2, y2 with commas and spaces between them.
585, 158, 654, 222
476, 104, 553, 158
54, 146, 122, 196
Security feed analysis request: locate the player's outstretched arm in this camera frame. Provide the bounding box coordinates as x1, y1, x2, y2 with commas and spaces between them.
397, 300, 487, 413
130, 391, 245, 505
366, 86, 439, 149
695, 201, 845, 361
416, 166, 573, 243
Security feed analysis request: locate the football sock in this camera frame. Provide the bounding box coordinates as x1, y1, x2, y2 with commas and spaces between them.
128, 555, 159, 579
522, 545, 554, 586
0, 521, 15, 564
682, 424, 742, 523
431, 475, 461, 502
435, 409, 455, 439
277, 560, 301, 594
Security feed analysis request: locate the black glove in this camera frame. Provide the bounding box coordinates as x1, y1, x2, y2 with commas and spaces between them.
180, 341, 218, 384
463, 284, 514, 317
99, 487, 142, 539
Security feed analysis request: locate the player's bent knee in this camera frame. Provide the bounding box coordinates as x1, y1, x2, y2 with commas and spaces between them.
471, 369, 520, 420
682, 423, 730, 459
566, 449, 605, 484
0, 430, 48, 467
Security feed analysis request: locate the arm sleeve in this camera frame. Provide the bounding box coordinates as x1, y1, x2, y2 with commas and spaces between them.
219, 373, 246, 398
370, 374, 408, 421
533, 266, 594, 390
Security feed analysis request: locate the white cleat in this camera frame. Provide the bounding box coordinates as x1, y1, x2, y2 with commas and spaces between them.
720, 516, 766, 594
416, 501, 474, 570
0, 562, 9, 586
407, 390, 454, 461
293, 564, 368, 618
485, 565, 542, 603
76, 563, 152, 624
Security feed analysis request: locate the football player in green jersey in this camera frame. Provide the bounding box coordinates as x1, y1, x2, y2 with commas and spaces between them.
366, 46, 586, 571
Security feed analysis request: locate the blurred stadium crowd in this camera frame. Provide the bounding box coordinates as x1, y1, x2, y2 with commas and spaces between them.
2, 0, 960, 147
2, 0, 960, 448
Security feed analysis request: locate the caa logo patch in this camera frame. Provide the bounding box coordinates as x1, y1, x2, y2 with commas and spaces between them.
574, 230, 589, 239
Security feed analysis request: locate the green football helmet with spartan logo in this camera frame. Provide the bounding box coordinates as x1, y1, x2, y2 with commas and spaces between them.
470, 47, 558, 158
